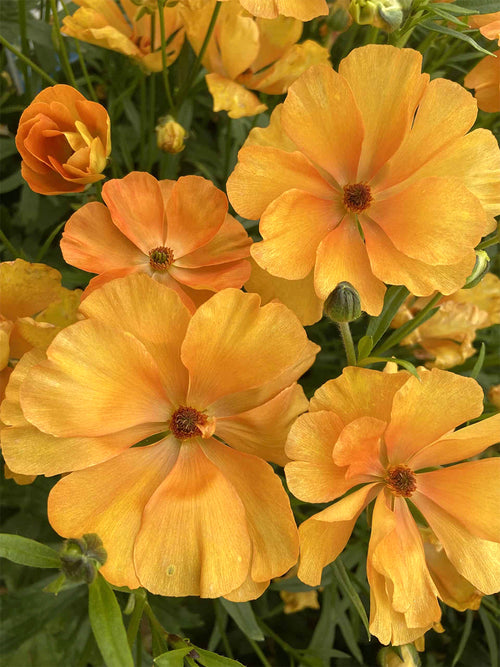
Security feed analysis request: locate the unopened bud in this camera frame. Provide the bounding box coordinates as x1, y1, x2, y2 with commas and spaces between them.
156, 115, 187, 154
324, 282, 362, 322
349, 0, 405, 31
60, 533, 107, 584
464, 250, 490, 288
378, 644, 421, 667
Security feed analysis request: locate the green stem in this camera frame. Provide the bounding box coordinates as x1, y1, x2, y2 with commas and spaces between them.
0, 227, 21, 258
60, 0, 98, 101
35, 220, 66, 261
245, 636, 272, 667
338, 322, 357, 366
19, 0, 32, 97
157, 0, 175, 109
127, 589, 147, 648
0, 34, 57, 86
50, 0, 78, 88
139, 75, 147, 169
477, 232, 499, 250
214, 600, 233, 659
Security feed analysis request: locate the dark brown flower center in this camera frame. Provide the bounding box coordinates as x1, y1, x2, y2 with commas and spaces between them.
343, 183, 373, 213
385, 464, 417, 497
169, 406, 207, 440
149, 246, 174, 271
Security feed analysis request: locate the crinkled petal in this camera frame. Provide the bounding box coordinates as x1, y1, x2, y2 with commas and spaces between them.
206, 74, 267, 119
0, 259, 64, 321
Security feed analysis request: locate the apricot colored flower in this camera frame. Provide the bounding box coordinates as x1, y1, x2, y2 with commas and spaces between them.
2, 275, 319, 599
62, 0, 184, 72
469, 12, 500, 44
181, 0, 329, 118
60, 172, 252, 310
16, 85, 110, 195
465, 51, 500, 113
285, 367, 500, 645
227, 45, 500, 315
488, 384, 500, 409
220, 0, 329, 20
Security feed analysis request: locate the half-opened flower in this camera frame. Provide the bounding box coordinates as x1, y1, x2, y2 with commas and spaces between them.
2, 275, 319, 599
227, 45, 500, 315
285, 367, 500, 644
16, 85, 110, 194
60, 172, 252, 310
465, 50, 500, 113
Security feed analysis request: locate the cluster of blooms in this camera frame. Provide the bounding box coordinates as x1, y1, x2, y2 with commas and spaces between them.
2, 1, 500, 654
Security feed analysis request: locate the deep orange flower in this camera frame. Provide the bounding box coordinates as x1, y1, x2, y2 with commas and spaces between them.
465, 50, 500, 113
62, 0, 185, 72
227, 45, 500, 315
16, 85, 110, 195
469, 12, 500, 44
2, 275, 319, 599
285, 367, 500, 645
60, 172, 252, 310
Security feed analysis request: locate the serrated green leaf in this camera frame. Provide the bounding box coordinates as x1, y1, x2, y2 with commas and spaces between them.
195, 647, 245, 667
154, 647, 191, 667
88, 573, 134, 667
421, 20, 493, 55
219, 599, 264, 641
0, 534, 61, 569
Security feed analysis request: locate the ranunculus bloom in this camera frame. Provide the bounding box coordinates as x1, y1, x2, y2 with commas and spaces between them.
465, 50, 500, 113
285, 367, 500, 645
16, 85, 111, 195
62, 0, 185, 72
181, 0, 329, 118
488, 384, 500, 409
469, 12, 500, 44
227, 45, 500, 315
2, 275, 319, 599
219, 0, 329, 20
60, 172, 252, 310
391, 273, 500, 369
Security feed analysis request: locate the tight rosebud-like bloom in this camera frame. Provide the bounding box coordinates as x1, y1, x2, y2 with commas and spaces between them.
1, 275, 319, 599
285, 367, 500, 645
16, 85, 111, 194
60, 172, 252, 311
227, 45, 500, 315
464, 50, 500, 114
156, 116, 187, 154
323, 281, 361, 322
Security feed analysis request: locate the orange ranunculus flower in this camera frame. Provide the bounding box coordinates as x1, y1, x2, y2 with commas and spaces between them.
285, 367, 500, 645
489, 384, 500, 409
227, 45, 500, 315
218, 0, 329, 20
16, 85, 110, 195
2, 275, 319, 598
469, 12, 500, 44
181, 0, 329, 118
60, 172, 252, 310
62, 0, 184, 72
465, 50, 500, 113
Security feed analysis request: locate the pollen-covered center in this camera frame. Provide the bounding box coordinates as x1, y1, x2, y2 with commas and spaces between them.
149, 246, 174, 271
343, 183, 373, 213
385, 464, 417, 497
169, 406, 207, 440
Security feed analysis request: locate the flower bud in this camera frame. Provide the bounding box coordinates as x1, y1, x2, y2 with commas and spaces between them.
463, 250, 491, 289
324, 282, 362, 322
349, 0, 405, 31
60, 533, 107, 584
378, 645, 421, 666
156, 116, 187, 154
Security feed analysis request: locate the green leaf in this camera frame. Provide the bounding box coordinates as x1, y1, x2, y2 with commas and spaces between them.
154, 647, 192, 667
479, 607, 498, 667
470, 342, 486, 380
365, 286, 409, 346
0, 170, 23, 194
362, 357, 421, 380
357, 335, 373, 361
329, 561, 370, 639
336, 606, 363, 665
432, 2, 477, 14
195, 647, 245, 667
219, 599, 264, 641
452, 609, 474, 667
88, 573, 134, 667
0, 534, 61, 569
421, 20, 493, 55
307, 584, 337, 666
452, 0, 500, 11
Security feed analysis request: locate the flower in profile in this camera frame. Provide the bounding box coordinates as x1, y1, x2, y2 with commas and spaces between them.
60, 172, 252, 310
465, 50, 500, 113
16, 85, 110, 194
62, 0, 184, 72
391, 273, 500, 369
227, 45, 500, 315
285, 367, 500, 645
2, 275, 319, 599
181, 0, 329, 118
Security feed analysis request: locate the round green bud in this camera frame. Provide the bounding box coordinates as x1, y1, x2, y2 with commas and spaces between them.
324, 282, 362, 323
60, 533, 107, 584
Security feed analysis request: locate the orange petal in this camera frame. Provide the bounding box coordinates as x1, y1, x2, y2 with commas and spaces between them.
227, 145, 333, 220
21, 319, 170, 437
238, 0, 328, 20
170, 259, 250, 291
464, 51, 500, 114
134, 441, 251, 597
224, 576, 268, 602
206, 74, 267, 119
79, 274, 191, 405
102, 172, 165, 254
385, 369, 484, 464
314, 218, 386, 315
61, 201, 144, 273
298, 483, 379, 586
48, 440, 179, 589
20, 161, 82, 195
219, 8, 259, 80
80, 266, 144, 298
281, 64, 363, 185
253, 189, 344, 280
333, 416, 386, 478
0, 259, 64, 321
202, 439, 299, 583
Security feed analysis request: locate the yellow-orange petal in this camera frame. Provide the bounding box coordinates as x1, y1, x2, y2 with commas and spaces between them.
21, 319, 170, 437
385, 369, 484, 464
464, 51, 500, 114
298, 483, 379, 586
253, 189, 344, 280
333, 416, 386, 479
206, 74, 267, 119
183, 289, 315, 410
102, 172, 165, 254
0, 259, 63, 321
202, 439, 299, 583
134, 440, 251, 597
215, 383, 307, 465
61, 201, 144, 273
338, 45, 428, 181
227, 145, 333, 220
281, 64, 363, 185
237, 0, 328, 20
170, 259, 250, 291
219, 7, 259, 80
48, 440, 179, 589
224, 576, 269, 602
79, 274, 191, 405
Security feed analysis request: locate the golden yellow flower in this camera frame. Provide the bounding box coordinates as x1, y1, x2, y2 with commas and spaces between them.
220, 0, 329, 20
488, 384, 500, 409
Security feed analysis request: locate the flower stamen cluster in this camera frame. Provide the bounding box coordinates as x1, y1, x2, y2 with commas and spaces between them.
149, 246, 175, 271
385, 464, 417, 497
169, 406, 207, 440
